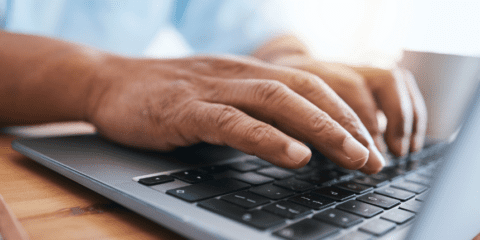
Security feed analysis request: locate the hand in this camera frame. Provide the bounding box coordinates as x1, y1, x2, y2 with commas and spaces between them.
0, 194, 30, 240
271, 55, 427, 156
85, 55, 385, 173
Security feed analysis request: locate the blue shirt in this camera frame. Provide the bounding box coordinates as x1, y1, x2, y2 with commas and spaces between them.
3, 0, 286, 56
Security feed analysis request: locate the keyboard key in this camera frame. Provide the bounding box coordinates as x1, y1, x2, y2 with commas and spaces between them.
371, 167, 404, 181
246, 158, 273, 167
263, 201, 311, 219
288, 165, 314, 175
375, 187, 415, 201
313, 209, 363, 228
391, 181, 428, 194
416, 191, 429, 202
336, 200, 383, 218
231, 172, 274, 186
274, 178, 314, 192
250, 184, 294, 200
138, 175, 174, 186
416, 168, 434, 178
335, 231, 373, 240
357, 193, 400, 209
381, 209, 415, 224
405, 173, 431, 186
353, 176, 388, 188
359, 218, 396, 236
221, 191, 270, 209
296, 173, 335, 185
273, 219, 340, 240
289, 193, 335, 210
228, 162, 262, 172
313, 187, 356, 201
198, 199, 284, 230
335, 181, 372, 194
198, 165, 229, 174
166, 179, 250, 202
170, 170, 214, 184
257, 167, 294, 179
400, 200, 423, 213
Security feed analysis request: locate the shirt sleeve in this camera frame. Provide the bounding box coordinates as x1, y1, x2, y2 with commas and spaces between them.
172, 0, 290, 55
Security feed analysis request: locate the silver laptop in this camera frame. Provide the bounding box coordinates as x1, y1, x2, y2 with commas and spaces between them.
11, 51, 480, 240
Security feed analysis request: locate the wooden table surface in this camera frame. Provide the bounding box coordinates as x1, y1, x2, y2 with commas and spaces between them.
0, 134, 185, 240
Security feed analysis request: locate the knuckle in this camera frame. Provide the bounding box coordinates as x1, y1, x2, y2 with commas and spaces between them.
253, 81, 290, 104
213, 105, 242, 131
244, 124, 273, 146
310, 112, 337, 137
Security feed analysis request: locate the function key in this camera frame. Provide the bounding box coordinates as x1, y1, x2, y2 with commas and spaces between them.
381, 209, 415, 224
353, 176, 389, 188
257, 167, 294, 179
375, 187, 415, 201
262, 201, 311, 219
336, 200, 383, 218
170, 170, 214, 184
313, 208, 363, 228
313, 187, 356, 201
221, 191, 270, 209
273, 219, 339, 240
138, 175, 174, 186
357, 193, 400, 209
227, 162, 262, 172
274, 178, 314, 192
289, 193, 335, 210
198, 199, 284, 230
359, 219, 396, 236
391, 181, 428, 194
335, 181, 372, 194
250, 184, 295, 200
166, 179, 250, 202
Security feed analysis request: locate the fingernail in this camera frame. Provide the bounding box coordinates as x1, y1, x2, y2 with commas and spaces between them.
286, 142, 311, 164
343, 136, 369, 162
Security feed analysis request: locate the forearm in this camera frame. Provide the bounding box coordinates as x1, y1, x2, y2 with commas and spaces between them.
0, 30, 108, 126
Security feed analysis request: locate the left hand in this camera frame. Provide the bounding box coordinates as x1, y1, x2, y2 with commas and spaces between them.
270, 55, 427, 156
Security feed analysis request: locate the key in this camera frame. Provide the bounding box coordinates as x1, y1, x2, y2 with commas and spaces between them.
313, 187, 355, 201
231, 172, 274, 186
381, 209, 415, 224
221, 191, 270, 209
289, 193, 335, 210
371, 167, 404, 181
336, 200, 383, 218
359, 219, 396, 236
357, 193, 400, 209
416, 191, 428, 202
274, 178, 314, 192
263, 201, 311, 219
405, 173, 431, 186
375, 187, 415, 201
399, 200, 423, 213
138, 175, 174, 186
391, 181, 428, 194
296, 173, 335, 185
353, 176, 388, 188
335, 231, 373, 240
198, 199, 284, 230
288, 165, 314, 175
273, 219, 340, 240
257, 167, 294, 179
170, 170, 214, 184
313, 209, 363, 228
335, 181, 372, 194
228, 162, 262, 172
246, 158, 273, 167
166, 179, 250, 202
250, 184, 294, 200
198, 165, 229, 174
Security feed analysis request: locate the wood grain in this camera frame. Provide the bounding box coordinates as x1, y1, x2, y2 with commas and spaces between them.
0, 134, 185, 240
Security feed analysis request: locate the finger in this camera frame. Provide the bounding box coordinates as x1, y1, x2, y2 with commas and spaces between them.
355, 67, 414, 157
402, 70, 427, 152
206, 78, 371, 170
184, 101, 312, 168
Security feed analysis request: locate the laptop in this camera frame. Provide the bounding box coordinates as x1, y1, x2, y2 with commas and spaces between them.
10, 51, 480, 240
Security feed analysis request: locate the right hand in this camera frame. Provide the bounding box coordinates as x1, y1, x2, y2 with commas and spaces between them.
85, 55, 385, 173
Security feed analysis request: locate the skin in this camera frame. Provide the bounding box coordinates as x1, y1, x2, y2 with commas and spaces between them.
254, 35, 428, 158
0, 30, 383, 173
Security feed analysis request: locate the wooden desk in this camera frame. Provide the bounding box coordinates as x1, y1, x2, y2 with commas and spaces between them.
0, 134, 185, 240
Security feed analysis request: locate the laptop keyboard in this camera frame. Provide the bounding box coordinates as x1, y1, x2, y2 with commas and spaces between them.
135, 143, 445, 239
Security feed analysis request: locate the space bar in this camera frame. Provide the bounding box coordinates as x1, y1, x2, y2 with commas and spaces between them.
166, 179, 251, 202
